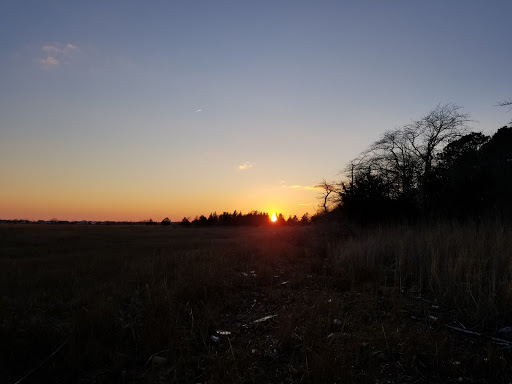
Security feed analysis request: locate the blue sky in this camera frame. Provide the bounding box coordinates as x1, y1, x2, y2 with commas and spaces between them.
1, 1, 511, 220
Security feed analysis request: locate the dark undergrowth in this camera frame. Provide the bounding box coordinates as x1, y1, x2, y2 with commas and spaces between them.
0, 222, 511, 383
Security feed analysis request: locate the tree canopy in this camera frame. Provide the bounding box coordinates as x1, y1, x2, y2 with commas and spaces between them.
318, 104, 512, 223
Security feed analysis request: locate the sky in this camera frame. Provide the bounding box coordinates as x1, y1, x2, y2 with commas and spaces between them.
1, 1, 511, 221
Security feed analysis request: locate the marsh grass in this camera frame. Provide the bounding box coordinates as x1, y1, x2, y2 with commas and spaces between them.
1, 221, 511, 383
327, 220, 512, 325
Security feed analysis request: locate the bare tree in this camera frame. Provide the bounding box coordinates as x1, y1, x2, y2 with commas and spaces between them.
404, 103, 471, 206
316, 179, 337, 213
352, 128, 421, 199
345, 103, 471, 210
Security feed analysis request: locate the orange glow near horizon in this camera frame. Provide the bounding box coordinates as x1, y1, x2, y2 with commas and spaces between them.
0, 175, 316, 222
0, 195, 313, 222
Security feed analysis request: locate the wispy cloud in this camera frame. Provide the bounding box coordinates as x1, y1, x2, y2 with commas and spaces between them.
42, 45, 60, 53
281, 184, 321, 190
39, 42, 80, 69
40, 56, 59, 67
42, 42, 78, 54
306, 185, 325, 190
238, 162, 254, 171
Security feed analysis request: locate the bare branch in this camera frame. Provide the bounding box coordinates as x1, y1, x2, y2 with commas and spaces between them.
316, 179, 337, 213
498, 99, 512, 122
497, 99, 512, 108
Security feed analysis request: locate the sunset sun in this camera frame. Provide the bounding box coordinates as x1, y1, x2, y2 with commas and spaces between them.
270, 214, 277, 222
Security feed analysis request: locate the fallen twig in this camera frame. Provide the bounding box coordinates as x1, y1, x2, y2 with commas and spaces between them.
144, 349, 170, 367
445, 325, 482, 337
13, 336, 70, 384
446, 325, 512, 349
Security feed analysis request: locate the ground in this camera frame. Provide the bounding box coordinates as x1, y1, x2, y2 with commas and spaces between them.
0, 224, 510, 383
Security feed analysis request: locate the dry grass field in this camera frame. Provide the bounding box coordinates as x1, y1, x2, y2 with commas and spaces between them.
1, 222, 511, 383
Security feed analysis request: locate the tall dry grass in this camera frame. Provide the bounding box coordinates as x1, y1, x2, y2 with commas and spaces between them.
326, 219, 512, 326
1, 222, 511, 383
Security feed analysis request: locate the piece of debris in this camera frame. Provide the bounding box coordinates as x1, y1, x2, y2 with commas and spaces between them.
216, 330, 232, 336
333, 319, 342, 326
253, 314, 277, 323
243, 314, 277, 327
210, 335, 220, 343
151, 356, 166, 367
281, 281, 289, 285
498, 327, 512, 334
144, 349, 170, 367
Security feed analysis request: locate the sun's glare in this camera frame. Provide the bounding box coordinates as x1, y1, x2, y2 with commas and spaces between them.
270, 214, 277, 222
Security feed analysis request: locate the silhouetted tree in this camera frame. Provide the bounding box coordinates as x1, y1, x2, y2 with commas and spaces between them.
353, 128, 420, 200
161, 217, 171, 225
218, 212, 234, 225
300, 213, 310, 225
437, 132, 489, 170
341, 103, 471, 219
316, 179, 338, 213
208, 212, 219, 225
338, 168, 398, 223
404, 103, 471, 208
287, 215, 299, 225
431, 132, 490, 217
179, 210, 310, 227
480, 126, 512, 216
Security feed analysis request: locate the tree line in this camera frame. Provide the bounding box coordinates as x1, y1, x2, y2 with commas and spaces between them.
178, 211, 311, 227
318, 103, 512, 223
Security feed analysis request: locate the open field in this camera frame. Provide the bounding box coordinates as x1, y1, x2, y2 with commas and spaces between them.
1, 222, 512, 383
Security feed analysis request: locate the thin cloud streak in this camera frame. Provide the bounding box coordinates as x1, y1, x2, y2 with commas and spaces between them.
238, 162, 254, 171
40, 56, 59, 67
281, 184, 322, 190
42, 42, 78, 54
